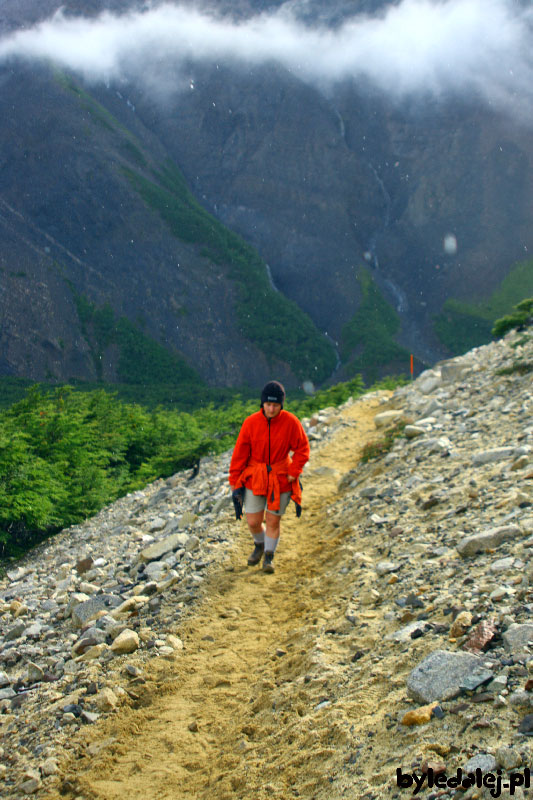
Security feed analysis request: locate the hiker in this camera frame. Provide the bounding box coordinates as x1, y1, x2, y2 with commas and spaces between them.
229, 381, 310, 573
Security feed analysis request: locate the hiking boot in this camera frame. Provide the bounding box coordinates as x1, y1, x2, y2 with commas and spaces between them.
247, 543, 264, 566
262, 551, 275, 573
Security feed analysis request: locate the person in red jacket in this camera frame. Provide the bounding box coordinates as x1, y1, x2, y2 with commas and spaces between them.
229, 381, 310, 573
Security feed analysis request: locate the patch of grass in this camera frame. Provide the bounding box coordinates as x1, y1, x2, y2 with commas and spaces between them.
510, 333, 532, 349
341, 268, 410, 381
55, 70, 150, 169
434, 260, 533, 353
433, 308, 493, 354
360, 421, 407, 463
369, 375, 409, 391
495, 361, 533, 376
73, 294, 204, 393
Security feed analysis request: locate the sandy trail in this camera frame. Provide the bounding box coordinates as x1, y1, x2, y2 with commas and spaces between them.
45, 394, 388, 800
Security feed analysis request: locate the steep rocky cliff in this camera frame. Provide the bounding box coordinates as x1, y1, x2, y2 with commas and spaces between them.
1, 0, 532, 391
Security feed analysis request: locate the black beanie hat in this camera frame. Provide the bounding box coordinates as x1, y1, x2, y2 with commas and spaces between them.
260, 381, 285, 408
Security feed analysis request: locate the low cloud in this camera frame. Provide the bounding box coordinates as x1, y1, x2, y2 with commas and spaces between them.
0, 0, 532, 116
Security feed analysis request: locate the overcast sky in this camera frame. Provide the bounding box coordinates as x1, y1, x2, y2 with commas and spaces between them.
0, 0, 532, 117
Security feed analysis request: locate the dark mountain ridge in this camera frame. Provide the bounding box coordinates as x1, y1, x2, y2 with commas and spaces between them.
0, 0, 532, 393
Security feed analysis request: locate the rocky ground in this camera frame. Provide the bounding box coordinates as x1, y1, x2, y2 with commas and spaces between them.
0, 329, 532, 799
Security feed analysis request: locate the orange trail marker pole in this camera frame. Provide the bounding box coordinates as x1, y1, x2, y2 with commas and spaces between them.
410, 354, 414, 380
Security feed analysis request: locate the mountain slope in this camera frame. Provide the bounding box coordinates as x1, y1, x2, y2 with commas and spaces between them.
0, 61, 335, 388
1, 0, 533, 390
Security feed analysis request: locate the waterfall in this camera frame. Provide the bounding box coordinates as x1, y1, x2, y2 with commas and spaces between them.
265, 263, 278, 292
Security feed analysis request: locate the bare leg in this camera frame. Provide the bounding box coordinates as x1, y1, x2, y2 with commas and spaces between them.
245, 511, 265, 536
265, 511, 281, 540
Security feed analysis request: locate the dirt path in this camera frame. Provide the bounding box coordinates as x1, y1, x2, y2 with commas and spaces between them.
46, 394, 389, 800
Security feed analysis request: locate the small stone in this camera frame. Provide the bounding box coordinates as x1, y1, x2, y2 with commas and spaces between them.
518, 714, 533, 735
81, 710, 100, 724
456, 525, 521, 557
20, 777, 41, 794
76, 556, 94, 575
490, 586, 510, 602
376, 561, 399, 576
472, 447, 516, 466
188, 721, 198, 732
166, 634, 184, 651
386, 621, 427, 643
12, 602, 29, 618
404, 425, 426, 439
95, 688, 118, 711
359, 589, 381, 606
421, 760, 446, 775
449, 611, 473, 638
71, 596, 110, 629
5, 621, 27, 641
77, 643, 109, 661
495, 747, 522, 770
123, 664, 143, 677
464, 753, 498, 773
26, 662, 44, 683
111, 629, 140, 655
463, 619, 498, 653
401, 702, 439, 726
374, 409, 404, 428
79, 581, 99, 595
503, 623, 533, 655
511, 455, 530, 471
40, 758, 58, 776
139, 532, 189, 562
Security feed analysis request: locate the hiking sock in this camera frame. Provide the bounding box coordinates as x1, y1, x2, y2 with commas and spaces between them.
264, 534, 279, 554
253, 529, 265, 546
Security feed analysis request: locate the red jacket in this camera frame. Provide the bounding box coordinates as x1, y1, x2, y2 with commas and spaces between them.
229, 409, 310, 508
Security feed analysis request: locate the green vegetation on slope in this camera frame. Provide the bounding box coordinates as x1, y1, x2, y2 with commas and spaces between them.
434, 259, 533, 354
340, 268, 410, 382
73, 295, 208, 403
492, 297, 533, 339
123, 161, 336, 383
57, 71, 335, 383
0, 374, 402, 560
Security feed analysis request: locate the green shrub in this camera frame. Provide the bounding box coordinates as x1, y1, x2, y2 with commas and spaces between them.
492, 297, 533, 338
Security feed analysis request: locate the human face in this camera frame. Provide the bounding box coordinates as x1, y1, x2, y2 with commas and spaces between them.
263, 401, 282, 419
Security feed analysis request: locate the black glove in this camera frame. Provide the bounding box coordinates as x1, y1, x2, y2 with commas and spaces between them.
232, 487, 245, 520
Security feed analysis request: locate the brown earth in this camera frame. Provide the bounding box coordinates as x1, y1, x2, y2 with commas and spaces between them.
43, 392, 413, 800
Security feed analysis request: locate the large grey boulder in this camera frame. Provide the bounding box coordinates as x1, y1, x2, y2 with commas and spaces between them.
456, 525, 522, 557
407, 650, 493, 704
